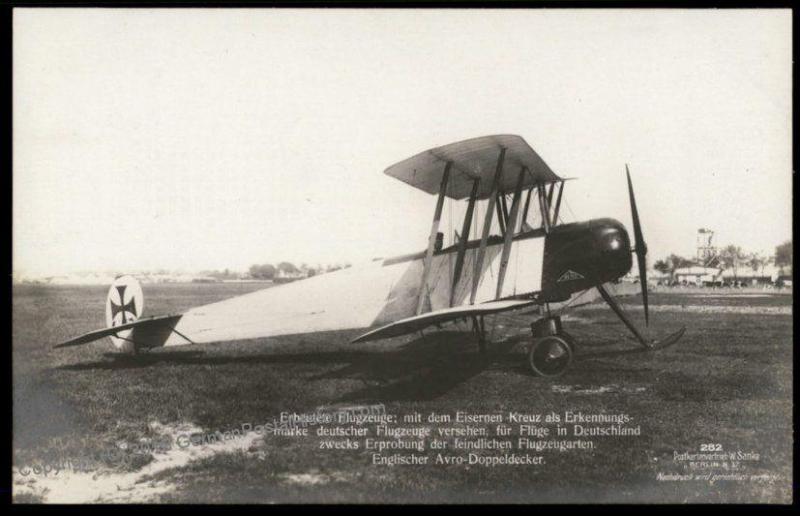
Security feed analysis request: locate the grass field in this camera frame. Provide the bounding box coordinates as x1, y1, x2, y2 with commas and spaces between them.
12, 283, 793, 503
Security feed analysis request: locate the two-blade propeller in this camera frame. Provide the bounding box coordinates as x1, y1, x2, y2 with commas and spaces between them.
626, 164, 649, 326
596, 165, 684, 350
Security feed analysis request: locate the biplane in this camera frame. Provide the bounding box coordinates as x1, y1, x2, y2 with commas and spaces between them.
56, 135, 685, 376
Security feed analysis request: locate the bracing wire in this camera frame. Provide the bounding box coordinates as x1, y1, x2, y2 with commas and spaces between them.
564, 197, 577, 223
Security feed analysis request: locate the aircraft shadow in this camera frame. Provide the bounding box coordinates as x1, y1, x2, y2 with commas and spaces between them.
54, 331, 529, 402
319, 333, 529, 402
54, 331, 656, 401
55, 349, 394, 371
577, 345, 653, 359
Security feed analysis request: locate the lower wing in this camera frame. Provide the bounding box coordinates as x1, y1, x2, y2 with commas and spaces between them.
351, 299, 538, 343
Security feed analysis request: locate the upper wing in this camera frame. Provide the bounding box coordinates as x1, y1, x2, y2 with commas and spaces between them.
384, 135, 561, 200
351, 299, 538, 343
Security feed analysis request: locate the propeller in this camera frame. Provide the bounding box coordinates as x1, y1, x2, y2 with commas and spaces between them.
626, 164, 649, 326
592, 165, 685, 351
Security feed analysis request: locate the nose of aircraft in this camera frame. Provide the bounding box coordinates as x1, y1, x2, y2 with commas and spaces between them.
541, 217, 633, 302
590, 218, 633, 278
594, 218, 629, 253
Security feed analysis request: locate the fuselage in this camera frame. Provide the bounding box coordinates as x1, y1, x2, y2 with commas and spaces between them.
539, 217, 633, 301
157, 217, 632, 348
383, 216, 633, 302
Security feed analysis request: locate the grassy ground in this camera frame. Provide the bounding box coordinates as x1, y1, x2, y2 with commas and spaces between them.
13, 283, 793, 503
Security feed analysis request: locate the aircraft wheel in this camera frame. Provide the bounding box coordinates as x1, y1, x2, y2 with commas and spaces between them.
559, 331, 577, 350
528, 335, 573, 377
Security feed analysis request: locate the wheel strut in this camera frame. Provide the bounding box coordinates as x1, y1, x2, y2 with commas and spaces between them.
472, 316, 488, 354
528, 315, 574, 377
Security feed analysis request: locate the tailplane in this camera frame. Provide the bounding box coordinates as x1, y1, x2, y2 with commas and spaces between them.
54, 275, 183, 352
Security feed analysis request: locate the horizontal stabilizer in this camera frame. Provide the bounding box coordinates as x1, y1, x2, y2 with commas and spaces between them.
54, 314, 183, 349
352, 299, 537, 343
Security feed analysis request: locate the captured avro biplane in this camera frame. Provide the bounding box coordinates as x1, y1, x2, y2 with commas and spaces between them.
56, 135, 685, 376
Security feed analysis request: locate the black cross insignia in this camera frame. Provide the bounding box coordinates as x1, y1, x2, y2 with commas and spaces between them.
110, 285, 137, 325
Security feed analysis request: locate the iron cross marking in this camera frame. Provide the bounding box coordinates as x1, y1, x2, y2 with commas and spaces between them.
110, 285, 137, 325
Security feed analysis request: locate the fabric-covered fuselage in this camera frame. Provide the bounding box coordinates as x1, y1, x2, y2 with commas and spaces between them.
158, 218, 631, 348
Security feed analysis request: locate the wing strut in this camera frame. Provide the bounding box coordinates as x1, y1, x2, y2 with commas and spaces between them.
470, 147, 506, 304
521, 187, 534, 227
495, 193, 507, 236
537, 182, 551, 233
495, 166, 527, 299
552, 181, 565, 224
417, 161, 452, 315
450, 178, 480, 306
545, 182, 556, 227
500, 194, 510, 231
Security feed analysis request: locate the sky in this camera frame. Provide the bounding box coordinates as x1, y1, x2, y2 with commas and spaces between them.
13, 9, 792, 277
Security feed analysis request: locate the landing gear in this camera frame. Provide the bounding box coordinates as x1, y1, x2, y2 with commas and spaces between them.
472, 316, 488, 354
558, 330, 577, 350
471, 313, 575, 375
528, 335, 573, 377
528, 316, 574, 377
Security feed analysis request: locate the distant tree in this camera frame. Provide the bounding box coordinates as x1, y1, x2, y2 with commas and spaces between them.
746, 253, 769, 274
653, 259, 671, 275
775, 240, 792, 270
719, 245, 746, 279
249, 263, 275, 280
666, 254, 696, 272
206, 268, 239, 280
277, 262, 299, 274
299, 263, 317, 277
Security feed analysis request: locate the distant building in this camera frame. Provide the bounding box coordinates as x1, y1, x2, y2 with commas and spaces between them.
36, 272, 116, 285
775, 265, 792, 287
673, 266, 723, 286
647, 270, 671, 285
624, 269, 670, 285
722, 263, 787, 287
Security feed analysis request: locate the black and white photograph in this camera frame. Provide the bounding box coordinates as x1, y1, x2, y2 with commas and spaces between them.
11, 6, 793, 504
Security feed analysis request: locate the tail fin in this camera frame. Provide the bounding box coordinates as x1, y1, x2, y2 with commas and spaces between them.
54, 275, 183, 352
105, 275, 144, 351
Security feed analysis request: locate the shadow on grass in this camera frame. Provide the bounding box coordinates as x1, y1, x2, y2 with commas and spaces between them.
327, 333, 530, 402
54, 331, 528, 402
52, 328, 672, 403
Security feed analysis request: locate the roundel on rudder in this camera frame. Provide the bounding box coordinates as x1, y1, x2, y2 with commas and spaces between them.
105, 275, 144, 350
